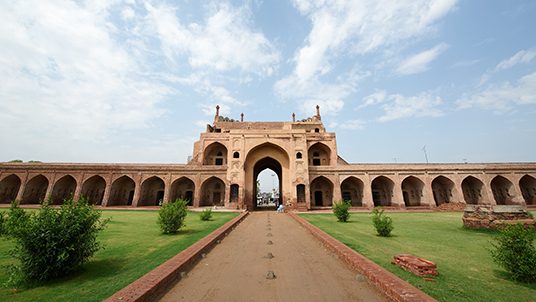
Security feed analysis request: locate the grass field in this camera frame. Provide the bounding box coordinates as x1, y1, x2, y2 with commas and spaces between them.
0, 209, 238, 302
301, 211, 536, 302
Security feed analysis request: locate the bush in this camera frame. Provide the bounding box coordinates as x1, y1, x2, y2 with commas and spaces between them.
490, 224, 536, 282
4, 197, 107, 283
0, 211, 6, 236
332, 200, 351, 222
372, 207, 394, 237
158, 199, 188, 234
200, 208, 212, 221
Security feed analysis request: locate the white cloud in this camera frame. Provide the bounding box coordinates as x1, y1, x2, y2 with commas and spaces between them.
457, 71, 536, 112
0, 1, 170, 142
378, 93, 444, 122
359, 90, 387, 108
396, 43, 448, 75
277, 0, 456, 117
339, 119, 366, 130
145, 2, 279, 76
496, 49, 536, 71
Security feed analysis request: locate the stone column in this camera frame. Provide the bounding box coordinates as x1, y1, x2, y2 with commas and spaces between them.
131, 174, 142, 207
481, 174, 496, 205
392, 174, 405, 207
73, 175, 83, 201
15, 172, 29, 202
332, 174, 342, 203
101, 176, 113, 207
44, 174, 56, 202
361, 174, 374, 208
193, 176, 201, 207
422, 176, 435, 207
163, 174, 172, 204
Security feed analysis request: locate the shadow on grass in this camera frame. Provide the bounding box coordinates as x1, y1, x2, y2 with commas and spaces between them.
459, 226, 499, 235
492, 269, 536, 290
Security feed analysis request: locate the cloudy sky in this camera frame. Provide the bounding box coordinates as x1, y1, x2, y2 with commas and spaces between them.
1, 0, 535, 164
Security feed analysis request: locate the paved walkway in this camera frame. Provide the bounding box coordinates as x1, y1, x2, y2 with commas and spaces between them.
160, 212, 387, 302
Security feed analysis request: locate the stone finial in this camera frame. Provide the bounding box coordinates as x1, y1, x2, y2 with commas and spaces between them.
292, 112, 295, 122
316, 105, 321, 120
214, 105, 220, 123
241, 113, 244, 122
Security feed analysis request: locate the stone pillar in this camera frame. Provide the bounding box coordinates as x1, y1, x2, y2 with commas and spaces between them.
422, 176, 435, 207
193, 176, 201, 207
73, 176, 83, 201
482, 174, 496, 205
392, 175, 405, 207
332, 174, 342, 203
452, 174, 465, 203
15, 172, 29, 202
44, 174, 56, 202
131, 174, 142, 207
362, 174, 374, 208
101, 176, 113, 207
163, 174, 172, 204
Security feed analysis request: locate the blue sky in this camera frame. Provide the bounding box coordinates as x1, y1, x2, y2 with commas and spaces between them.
1, 0, 535, 165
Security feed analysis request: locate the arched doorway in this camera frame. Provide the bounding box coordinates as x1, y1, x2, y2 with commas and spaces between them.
81, 175, 106, 205
170, 177, 195, 205
401, 176, 424, 206
22, 175, 48, 204
255, 161, 281, 209
140, 176, 165, 206
203, 142, 228, 166
371, 176, 394, 206
244, 143, 289, 210
520, 175, 536, 205
109, 176, 135, 206
432, 176, 455, 206
340, 177, 363, 206
310, 176, 333, 207
308, 142, 331, 166
200, 177, 225, 206
0, 174, 21, 204
51, 175, 77, 205
491, 175, 514, 205
462, 176, 484, 204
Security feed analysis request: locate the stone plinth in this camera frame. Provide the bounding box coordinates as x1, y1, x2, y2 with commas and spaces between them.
462, 205, 536, 229
392, 254, 438, 277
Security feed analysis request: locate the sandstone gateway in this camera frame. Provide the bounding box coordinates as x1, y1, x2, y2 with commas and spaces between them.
1, 106, 535, 210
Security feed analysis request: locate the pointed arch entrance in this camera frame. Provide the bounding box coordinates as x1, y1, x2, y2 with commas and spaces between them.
244, 143, 289, 210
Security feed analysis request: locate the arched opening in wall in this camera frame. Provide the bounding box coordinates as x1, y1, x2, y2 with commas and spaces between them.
308, 143, 331, 166
109, 176, 135, 206
203, 142, 228, 165
81, 175, 106, 205
230, 184, 239, 203
21, 175, 48, 204
255, 159, 281, 209
310, 176, 333, 207
432, 176, 455, 206
233, 152, 240, 159
296, 184, 306, 203
170, 177, 195, 206
200, 177, 225, 206
51, 175, 77, 205
296, 152, 302, 159
371, 176, 394, 207
491, 175, 514, 205
0, 174, 21, 204
401, 176, 425, 206
462, 176, 484, 204
140, 176, 165, 206
340, 177, 364, 206
520, 175, 536, 205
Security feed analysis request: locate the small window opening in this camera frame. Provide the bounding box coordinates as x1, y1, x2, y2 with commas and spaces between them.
315, 128, 320, 133
296, 152, 302, 159
233, 152, 239, 158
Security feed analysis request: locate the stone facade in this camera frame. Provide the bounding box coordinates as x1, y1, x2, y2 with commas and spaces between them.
1, 106, 536, 210
462, 205, 536, 229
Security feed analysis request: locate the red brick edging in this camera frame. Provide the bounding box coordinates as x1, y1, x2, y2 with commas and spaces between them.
104, 211, 249, 302
288, 213, 436, 302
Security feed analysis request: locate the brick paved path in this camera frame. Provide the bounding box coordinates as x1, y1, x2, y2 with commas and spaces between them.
159, 212, 386, 302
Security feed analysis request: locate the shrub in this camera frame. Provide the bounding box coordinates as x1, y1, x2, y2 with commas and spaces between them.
4, 197, 108, 283
158, 199, 188, 234
372, 207, 394, 237
0, 211, 6, 236
332, 200, 351, 222
490, 224, 536, 282
200, 208, 213, 221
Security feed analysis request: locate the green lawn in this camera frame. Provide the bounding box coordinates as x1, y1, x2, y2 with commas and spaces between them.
0, 209, 238, 302
300, 212, 536, 302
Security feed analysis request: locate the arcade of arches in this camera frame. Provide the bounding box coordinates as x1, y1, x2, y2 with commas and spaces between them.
1, 111, 535, 209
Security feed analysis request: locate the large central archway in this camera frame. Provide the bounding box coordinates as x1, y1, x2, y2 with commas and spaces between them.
244, 143, 289, 210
